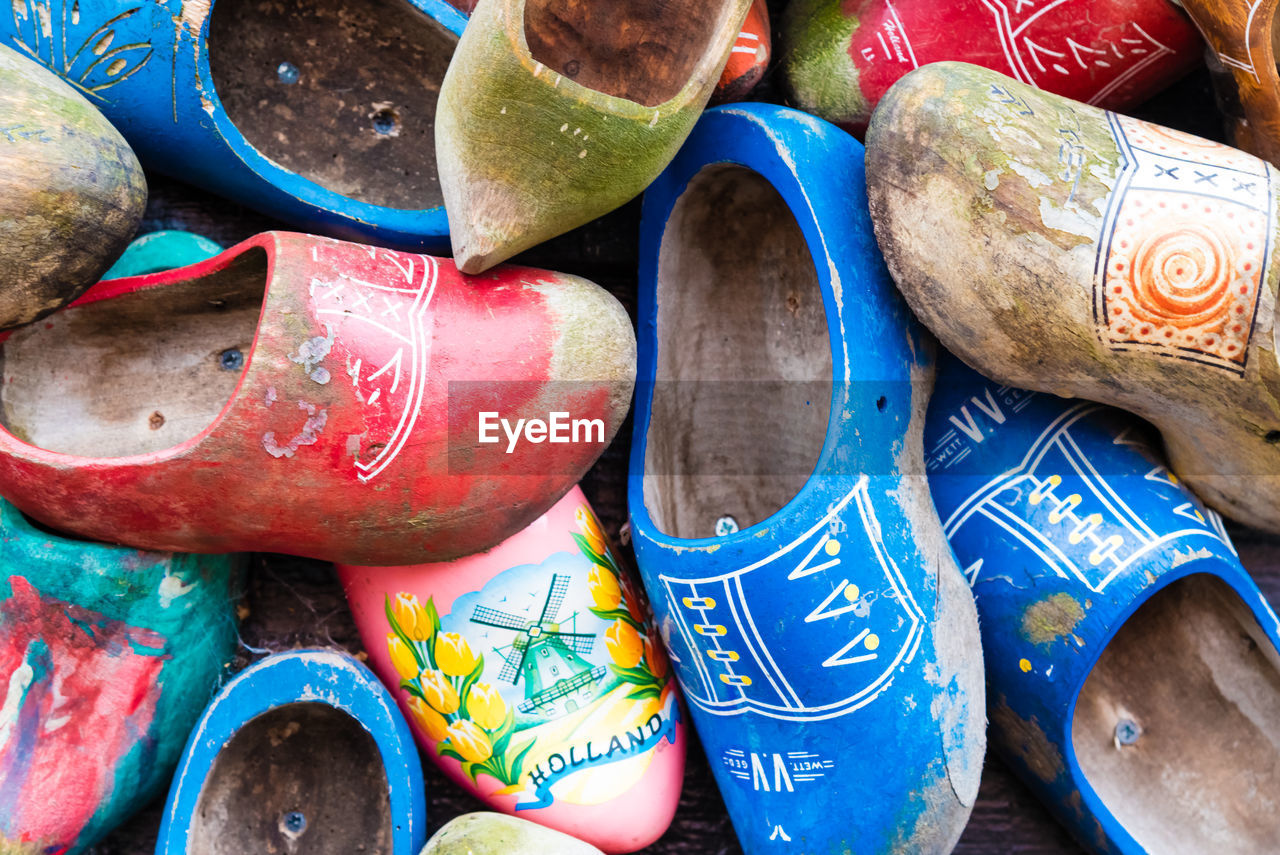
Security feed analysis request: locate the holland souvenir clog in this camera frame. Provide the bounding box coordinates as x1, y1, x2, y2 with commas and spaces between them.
0, 44, 146, 330
712, 0, 771, 104
1180, 0, 1280, 167
867, 62, 1280, 534
925, 355, 1280, 854
337, 487, 683, 854
103, 230, 223, 279
435, 0, 753, 273
423, 812, 604, 855
0, 498, 241, 854
0, 232, 636, 565
628, 103, 986, 854
0, 0, 466, 251
156, 648, 427, 855
782, 0, 1201, 135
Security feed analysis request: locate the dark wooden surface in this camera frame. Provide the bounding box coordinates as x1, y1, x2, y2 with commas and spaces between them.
77, 33, 1273, 855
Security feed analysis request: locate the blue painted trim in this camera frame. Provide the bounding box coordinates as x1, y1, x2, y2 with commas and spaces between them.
156, 649, 426, 855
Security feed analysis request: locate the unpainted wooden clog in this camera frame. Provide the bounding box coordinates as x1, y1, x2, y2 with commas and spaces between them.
156, 649, 426, 855
0, 0, 466, 250
927, 356, 1280, 854
422, 812, 604, 855
0, 43, 145, 330
338, 487, 683, 854
436, 0, 753, 272
0, 499, 241, 854
868, 61, 1280, 534
783, 0, 1201, 135
629, 103, 985, 854
0, 232, 635, 564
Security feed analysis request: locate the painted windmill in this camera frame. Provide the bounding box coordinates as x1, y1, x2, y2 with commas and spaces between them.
470, 574, 607, 717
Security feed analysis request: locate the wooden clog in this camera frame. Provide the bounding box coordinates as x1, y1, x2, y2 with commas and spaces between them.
783, 0, 1201, 135
436, 0, 753, 273
337, 487, 683, 854
927, 356, 1280, 854
867, 61, 1280, 534
629, 103, 985, 854
0, 499, 241, 854
0, 0, 467, 250
156, 649, 426, 855
0, 44, 146, 330
103, 230, 223, 280
0, 232, 635, 564
423, 813, 603, 855
1180, 0, 1280, 166
712, 0, 771, 104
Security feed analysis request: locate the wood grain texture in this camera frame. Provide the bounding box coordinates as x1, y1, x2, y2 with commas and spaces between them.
80, 55, 1258, 855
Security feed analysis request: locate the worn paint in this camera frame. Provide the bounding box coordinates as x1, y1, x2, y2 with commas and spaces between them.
1022, 593, 1087, 646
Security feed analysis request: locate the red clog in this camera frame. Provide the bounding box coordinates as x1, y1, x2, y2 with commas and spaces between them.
713, 0, 772, 103
784, 0, 1202, 135
0, 232, 635, 565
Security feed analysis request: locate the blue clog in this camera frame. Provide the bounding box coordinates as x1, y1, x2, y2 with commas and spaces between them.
103, 230, 223, 279
628, 103, 986, 854
157, 648, 427, 855
0, 499, 241, 854
926, 356, 1280, 855
2, 0, 465, 250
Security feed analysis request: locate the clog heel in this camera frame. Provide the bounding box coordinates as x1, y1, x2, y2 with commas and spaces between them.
1, 0, 465, 249
436, 0, 753, 272
628, 103, 985, 854
926, 355, 1280, 854
783, 0, 1201, 135
867, 61, 1280, 534
0, 499, 241, 854
156, 649, 426, 855
0, 232, 635, 564
0, 44, 146, 329
338, 487, 684, 854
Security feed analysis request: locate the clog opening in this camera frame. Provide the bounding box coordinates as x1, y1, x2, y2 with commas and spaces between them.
523, 0, 735, 107
188, 702, 392, 855
208, 0, 456, 210
0, 249, 267, 458
1072, 573, 1280, 853
644, 164, 831, 539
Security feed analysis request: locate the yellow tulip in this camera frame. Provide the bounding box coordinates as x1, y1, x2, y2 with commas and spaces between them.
392, 592, 432, 642
447, 719, 493, 763
588, 564, 622, 611
435, 632, 478, 677
467, 682, 508, 731
605, 619, 644, 669
644, 636, 668, 680
387, 634, 420, 681
420, 669, 461, 715
407, 696, 450, 741
575, 506, 607, 556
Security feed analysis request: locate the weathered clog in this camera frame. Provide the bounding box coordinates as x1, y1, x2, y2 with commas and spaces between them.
629, 103, 985, 854
103, 230, 223, 280
0, 0, 466, 250
423, 812, 604, 855
0, 232, 635, 564
783, 0, 1201, 135
156, 649, 426, 855
0, 43, 146, 329
712, 0, 771, 104
0, 499, 241, 854
926, 356, 1280, 854
338, 487, 683, 854
1180, 0, 1280, 166
868, 62, 1280, 534
436, 0, 753, 272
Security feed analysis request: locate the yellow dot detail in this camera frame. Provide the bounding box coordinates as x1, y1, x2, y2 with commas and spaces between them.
864, 634, 880, 651
1019, 658, 1032, 673
824, 540, 841, 556
843, 584, 860, 602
